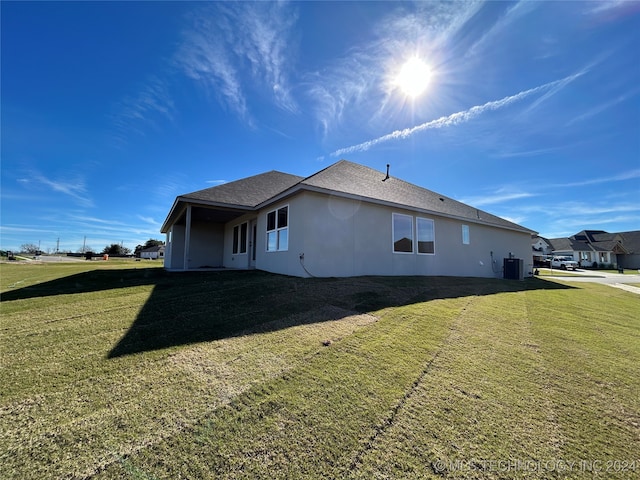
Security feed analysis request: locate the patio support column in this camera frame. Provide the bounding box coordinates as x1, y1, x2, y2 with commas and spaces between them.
165, 230, 171, 268
183, 204, 192, 270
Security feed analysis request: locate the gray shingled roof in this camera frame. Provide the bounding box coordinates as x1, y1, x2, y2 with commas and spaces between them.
548, 237, 603, 252
548, 229, 640, 254
162, 160, 534, 234
182, 170, 304, 207
619, 231, 640, 253
300, 161, 533, 233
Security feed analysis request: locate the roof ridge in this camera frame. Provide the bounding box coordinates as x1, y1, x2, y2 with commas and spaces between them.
298, 160, 532, 233
183, 169, 303, 198
299, 159, 350, 183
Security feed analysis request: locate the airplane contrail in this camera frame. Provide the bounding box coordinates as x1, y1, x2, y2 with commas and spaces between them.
330, 71, 584, 157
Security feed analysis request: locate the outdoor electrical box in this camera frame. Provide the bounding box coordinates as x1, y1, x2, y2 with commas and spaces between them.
503, 258, 524, 280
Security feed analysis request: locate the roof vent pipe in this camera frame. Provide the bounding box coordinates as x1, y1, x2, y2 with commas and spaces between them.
383, 164, 390, 181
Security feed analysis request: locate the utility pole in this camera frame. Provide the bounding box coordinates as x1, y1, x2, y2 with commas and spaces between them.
82, 236, 86, 253
56, 238, 60, 254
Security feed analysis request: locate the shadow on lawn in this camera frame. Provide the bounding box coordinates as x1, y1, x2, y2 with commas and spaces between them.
106, 271, 574, 358
0, 267, 167, 301
1, 267, 575, 358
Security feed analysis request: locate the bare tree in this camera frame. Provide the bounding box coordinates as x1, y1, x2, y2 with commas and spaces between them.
21, 243, 39, 254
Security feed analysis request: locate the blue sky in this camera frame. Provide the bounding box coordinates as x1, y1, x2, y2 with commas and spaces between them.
2, 1, 639, 253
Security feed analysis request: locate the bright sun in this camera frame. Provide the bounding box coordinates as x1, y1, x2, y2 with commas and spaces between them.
395, 57, 432, 98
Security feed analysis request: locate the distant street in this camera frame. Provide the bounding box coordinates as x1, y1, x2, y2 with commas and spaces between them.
539, 268, 640, 294
9, 255, 89, 263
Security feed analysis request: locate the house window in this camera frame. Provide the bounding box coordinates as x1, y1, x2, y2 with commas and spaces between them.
462, 224, 470, 245
417, 217, 435, 254
393, 213, 413, 253
266, 206, 288, 251
600, 252, 608, 263
232, 222, 248, 254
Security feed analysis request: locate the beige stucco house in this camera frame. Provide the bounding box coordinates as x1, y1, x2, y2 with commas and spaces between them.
161, 160, 535, 278
535, 230, 640, 269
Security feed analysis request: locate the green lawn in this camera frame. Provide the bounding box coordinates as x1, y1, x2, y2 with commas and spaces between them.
1, 262, 638, 479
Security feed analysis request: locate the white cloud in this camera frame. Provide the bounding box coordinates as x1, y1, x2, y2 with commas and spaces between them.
465, 1, 537, 59
111, 75, 175, 143
517, 198, 640, 238
492, 145, 571, 159
137, 215, 160, 226
176, 3, 298, 124
554, 202, 639, 216
235, 3, 298, 113
27, 173, 93, 208
460, 191, 537, 207
0, 225, 57, 234
177, 12, 250, 122
565, 87, 640, 126
551, 169, 640, 188
586, 0, 633, 15
306, 54, 376, 138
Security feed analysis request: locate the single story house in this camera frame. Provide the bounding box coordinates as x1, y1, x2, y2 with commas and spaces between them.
161, 160, 535, 278
140, 245, 165, 260
540, 230, 640, 269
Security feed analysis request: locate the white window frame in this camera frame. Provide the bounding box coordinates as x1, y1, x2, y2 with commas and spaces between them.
392, 213, 414, 254
462, 224, 470, 245
416, 217, 435, 255
232, 221, 248, 255
266, 205, 289, 252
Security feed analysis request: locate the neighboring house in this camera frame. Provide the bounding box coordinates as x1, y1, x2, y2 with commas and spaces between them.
161, 160, 535, 278
544, 230, 640, 269
531, 236, 553, 265
140, 245, 165, 260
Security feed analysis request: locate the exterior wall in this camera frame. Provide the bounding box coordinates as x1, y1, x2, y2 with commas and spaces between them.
165, 190, 533, 278
557, 249, 619, 267
140, 249, 164, 259
222, 214, 257, 270
577, 250, 594, 267
255, 200, 301, 276
619, 253, 640, 269
188, 221, 224, 268
166, 225, 185, 269
255, 191, 532, 278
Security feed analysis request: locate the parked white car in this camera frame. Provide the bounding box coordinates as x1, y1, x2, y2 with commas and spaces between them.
551, 256, 579, 270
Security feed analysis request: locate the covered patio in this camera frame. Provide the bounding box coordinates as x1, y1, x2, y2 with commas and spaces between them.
164, 202, 248, 270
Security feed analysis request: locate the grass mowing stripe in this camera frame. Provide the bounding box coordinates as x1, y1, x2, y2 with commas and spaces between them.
347, 297, 480, 471
3, 262, 637, 479
1, 308, 378, 480
525, 284, 640, 472
350, 291, 565, 479
94, 298, 463, 479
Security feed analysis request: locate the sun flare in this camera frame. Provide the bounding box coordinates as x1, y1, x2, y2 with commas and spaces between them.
395, 57, 432, 98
